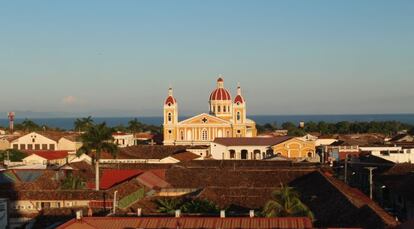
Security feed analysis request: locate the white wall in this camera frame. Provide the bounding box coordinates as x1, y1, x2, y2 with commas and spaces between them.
11, 132, 57, 150
360, 146, 414, 163
210, 142, 269, 160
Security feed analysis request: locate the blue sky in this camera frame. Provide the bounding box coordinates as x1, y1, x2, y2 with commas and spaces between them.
0, 0, 413, 117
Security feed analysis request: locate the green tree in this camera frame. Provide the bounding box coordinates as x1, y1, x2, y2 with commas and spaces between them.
20, 119, 40, 132
263, 184, 314, 219
181, 199, 219, 214
74, 116, 94, 132
0, 149, 27, 162
61, 174, 84, 190
154, 198, 183, 214
76, 122, 118, 191
128, 118, 143, 132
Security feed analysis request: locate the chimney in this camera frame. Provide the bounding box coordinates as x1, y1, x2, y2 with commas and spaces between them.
137, 208, 142, 217
220, 210, 225, 218
249, 210, 254, 218
175, 209, 181, 218
76, 210, 83, 220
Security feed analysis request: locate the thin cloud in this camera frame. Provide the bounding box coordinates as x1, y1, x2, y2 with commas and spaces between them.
62, 96, 78, 105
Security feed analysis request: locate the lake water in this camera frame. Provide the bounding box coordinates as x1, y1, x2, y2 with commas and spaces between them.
0, 114, 413, 130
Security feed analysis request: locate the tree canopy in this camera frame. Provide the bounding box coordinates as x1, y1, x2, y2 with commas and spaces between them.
257, 120, 413, 136
263, 184, 314, 219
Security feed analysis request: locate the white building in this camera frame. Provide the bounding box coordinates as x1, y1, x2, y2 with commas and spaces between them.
360, 146, 414, 163
10, 132, 82, 151
210, 137, 289, 160
22, 151, 69, 166
113, 132, 135, 148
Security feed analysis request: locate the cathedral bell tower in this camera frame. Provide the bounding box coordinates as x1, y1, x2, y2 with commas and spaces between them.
233, 84, 247, 137
163, 87, 178, 145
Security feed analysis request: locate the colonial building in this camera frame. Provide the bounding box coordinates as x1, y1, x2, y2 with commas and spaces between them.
163, 78, 257, 145
210, 136, 316, 160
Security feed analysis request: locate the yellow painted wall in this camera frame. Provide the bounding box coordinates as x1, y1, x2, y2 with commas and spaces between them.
272, 138, 316, 158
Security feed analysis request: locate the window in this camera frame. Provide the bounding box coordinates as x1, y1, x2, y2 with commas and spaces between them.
201, 129, 208, 141
28, 144, 33, 150
168, 130, 172, 134
168, 113, 172, 122
180, 131, 184, 140
42, 144, 48, 150
35, 144, 40, 150
307, 152, 313, 157
223, 106, 226, 112
229, 150, 236, 159
237, 130, 241, 134
49, 144, 55, 150
241, 150, 248, 160
218, 106, 221, 112
20, 144, 26, 150
13, 144, 18, 149
237, 112, 241, 121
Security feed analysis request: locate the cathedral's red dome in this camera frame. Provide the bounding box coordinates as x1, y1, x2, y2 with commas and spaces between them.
210, 88, 231, 101
165, 96, 176, 105
234, 94, 244, 104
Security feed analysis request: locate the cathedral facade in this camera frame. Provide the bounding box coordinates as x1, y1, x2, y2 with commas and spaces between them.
163, 77, 257, 145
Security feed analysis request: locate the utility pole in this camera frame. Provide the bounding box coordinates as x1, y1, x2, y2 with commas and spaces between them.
113, 190, 118, 214
344, 153, 349, 184
365, 167, 377, 199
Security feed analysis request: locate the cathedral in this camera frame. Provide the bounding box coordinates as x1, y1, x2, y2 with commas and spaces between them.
163, 77, 257, 145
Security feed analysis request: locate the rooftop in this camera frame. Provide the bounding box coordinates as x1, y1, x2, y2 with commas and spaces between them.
58, 216, 313, 229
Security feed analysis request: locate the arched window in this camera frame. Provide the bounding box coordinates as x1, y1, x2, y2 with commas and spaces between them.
168, 113, 172, 122
218, 106, 221, 112
229, 150, 236, 159
241, 150, 248, 160
180, 130, 184, 140
201, 128, 208, 141
237, 112, 241, 121
223, 106, 226, 112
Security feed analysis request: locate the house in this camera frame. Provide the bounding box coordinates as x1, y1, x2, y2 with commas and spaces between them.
375, 163, 414, 221
22, 150, 69, 166
0, 135, 20, 150
112, 132, 135, 148
134, 132, 154, 145
98, 145, 200, 164
10, 131, 82, 151
389, 134, 414, 143
360, 146, 414, 163
210, 136, 316, 160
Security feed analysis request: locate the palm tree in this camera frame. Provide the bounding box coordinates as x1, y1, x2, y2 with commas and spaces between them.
21, 119, 40, 132
74, 116, 94, 132
263, 184, 314, 219
128, 118, 142, 133
154, 198, 183, 214
181, 199, 219, 214
77, 122, 118, 191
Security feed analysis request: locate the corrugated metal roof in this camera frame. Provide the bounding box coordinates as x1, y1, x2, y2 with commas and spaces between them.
58, 217, 313, 229
88, 169, 143, 190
